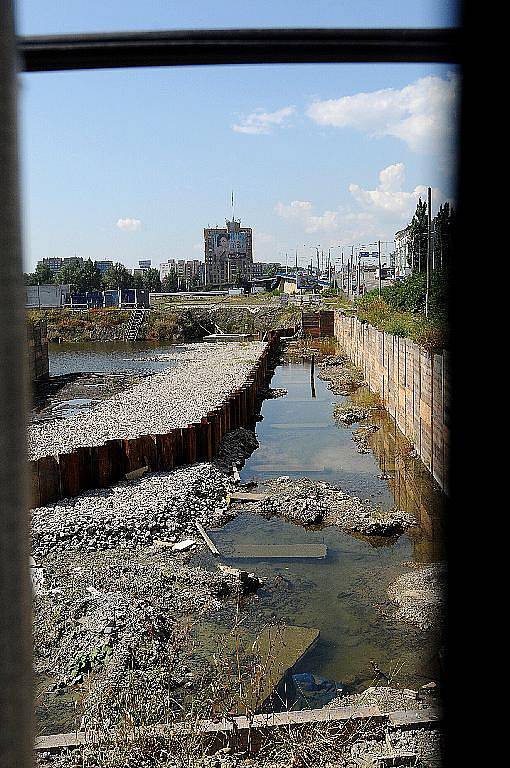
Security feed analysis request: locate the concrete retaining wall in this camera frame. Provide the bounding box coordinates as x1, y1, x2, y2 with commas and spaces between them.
30, 328, 293, 508
334, 312, 449, 494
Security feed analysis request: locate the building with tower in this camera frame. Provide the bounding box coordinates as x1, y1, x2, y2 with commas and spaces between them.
204, 218, 253, 287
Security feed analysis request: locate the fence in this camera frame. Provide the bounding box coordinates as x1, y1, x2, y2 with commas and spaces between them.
334, 311, 449, 494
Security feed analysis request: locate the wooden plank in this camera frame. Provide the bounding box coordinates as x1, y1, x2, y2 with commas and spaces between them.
195, 521, 219, 556
229, 544, 327, 559
388, 708, 442, 727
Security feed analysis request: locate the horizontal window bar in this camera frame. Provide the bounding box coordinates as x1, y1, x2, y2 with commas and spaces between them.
18, 27, 460, 72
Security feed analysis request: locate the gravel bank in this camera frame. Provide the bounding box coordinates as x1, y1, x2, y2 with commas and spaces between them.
388, 563, 446, 631
245, 476, 415, 536
29, 341, 266, 460
31, 463, 237, 557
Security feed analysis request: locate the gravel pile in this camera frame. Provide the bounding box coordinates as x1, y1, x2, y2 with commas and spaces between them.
28, 341, 266, 460
319, 356, 365, 395
31, 462, 236, 557
388, 563, 446, 631
255, 476, 415, 536
213, 427, 259, 473
333, 403, 371, 425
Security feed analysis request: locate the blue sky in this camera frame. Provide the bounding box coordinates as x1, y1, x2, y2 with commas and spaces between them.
17, 1, 460, 270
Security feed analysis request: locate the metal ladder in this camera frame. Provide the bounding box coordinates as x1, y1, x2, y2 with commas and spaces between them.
124, 308, 146, 342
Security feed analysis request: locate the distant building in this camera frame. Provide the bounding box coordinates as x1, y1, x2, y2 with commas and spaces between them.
41, 257, 63, 273
159, 259, 203, 287
394, 226, 412, 276
204, 219, 253, 286
62, 256, 83, 267
94, 260, 114, 275
252, 262, 281, 278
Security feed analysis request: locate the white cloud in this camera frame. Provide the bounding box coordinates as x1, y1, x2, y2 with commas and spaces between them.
233, 106, 295, 135
275, 163, 449, 245
307, 73, 459, 155
116, 217, 142, 231
349, 163, 447, 219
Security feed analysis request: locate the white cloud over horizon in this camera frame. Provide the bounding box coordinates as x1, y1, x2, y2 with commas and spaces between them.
116, 217, 142, 231
232, 106, 296, 135
275, 163, 449, 245
307, 73, 459, 156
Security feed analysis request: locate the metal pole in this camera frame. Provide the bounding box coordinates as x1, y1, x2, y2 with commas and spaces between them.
0, 3, 33, 767
426, 186, 432, 317
378, 240, 382, 295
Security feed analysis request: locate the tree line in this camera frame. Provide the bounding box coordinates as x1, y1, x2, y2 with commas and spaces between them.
24, 260, 167, 293
407, 199, 456, 273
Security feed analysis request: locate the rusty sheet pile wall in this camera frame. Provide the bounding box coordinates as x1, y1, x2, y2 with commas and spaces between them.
27, 320, 49, 382
334, 312, 449, 494
30, 328, 294, 508
301, 310, 335, 338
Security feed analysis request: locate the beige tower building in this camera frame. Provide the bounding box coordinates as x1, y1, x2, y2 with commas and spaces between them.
204, 219, 253, 287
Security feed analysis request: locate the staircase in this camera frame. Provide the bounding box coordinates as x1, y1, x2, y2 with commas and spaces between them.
124, 308, 146, 342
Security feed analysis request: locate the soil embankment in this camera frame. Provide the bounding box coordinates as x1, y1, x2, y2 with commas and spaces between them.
29, 304, 301, 343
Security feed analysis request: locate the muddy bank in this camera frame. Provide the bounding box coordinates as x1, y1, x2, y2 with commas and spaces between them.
29, 342, 266, 460
388, 563, 446, 632
242, 476, 415, 537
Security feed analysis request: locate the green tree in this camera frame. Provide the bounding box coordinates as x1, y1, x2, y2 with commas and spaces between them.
101, 263, 134, 290
54, 262, 82, 288
409, 198, 428, 273
132, 272, 144, 289
433, 202, 455, 271
27, 262, 55, 285
78, 259, 102, 291
162, 268, 177, 292
142, 267, 162, 292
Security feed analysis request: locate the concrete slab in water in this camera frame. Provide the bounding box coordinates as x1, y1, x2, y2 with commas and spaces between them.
249, 625, 320, 710
271, 423, 329, 429
229, 543, 327, 559
250, 465, 325, 472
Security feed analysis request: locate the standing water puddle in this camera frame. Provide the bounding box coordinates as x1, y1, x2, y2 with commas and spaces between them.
198, 359, 445, 695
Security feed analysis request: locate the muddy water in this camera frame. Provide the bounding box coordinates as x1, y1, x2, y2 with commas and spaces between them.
48, 341, 177, 376
203, 360, 445, 694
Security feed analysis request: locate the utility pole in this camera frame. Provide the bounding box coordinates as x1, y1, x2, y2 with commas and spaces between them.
425, 186, 431, 317
378, 240, 382, 296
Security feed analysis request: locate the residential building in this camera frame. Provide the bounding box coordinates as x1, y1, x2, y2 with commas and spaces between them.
94, 260, 114, 275
394, 226, 412, 276
159, 259, 203, 286
204, 218, 253, 286
41, 257, 63, 273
